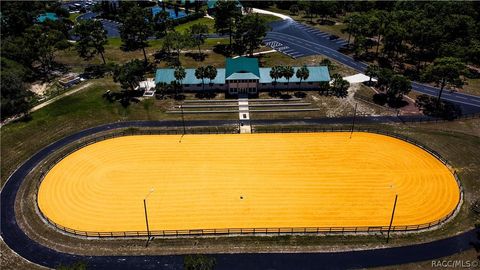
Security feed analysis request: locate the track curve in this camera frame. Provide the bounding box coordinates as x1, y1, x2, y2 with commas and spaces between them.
1, 121, 478, 269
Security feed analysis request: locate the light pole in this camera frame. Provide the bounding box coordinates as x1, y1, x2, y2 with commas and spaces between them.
386, 194, 398, 243
350, 103, 357, 139
180, 103, 186, 135
144, 188, 154, 247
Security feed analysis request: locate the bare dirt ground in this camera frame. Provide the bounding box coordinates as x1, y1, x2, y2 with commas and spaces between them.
30, 83, 49, 97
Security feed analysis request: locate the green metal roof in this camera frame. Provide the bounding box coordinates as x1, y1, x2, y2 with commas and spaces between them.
225, 57, 260, 80
207, 0, 242, 9
155, 68, 226, 85
258, 67, 330, 83
226, 72, 259, 80
37, 12, 58, 23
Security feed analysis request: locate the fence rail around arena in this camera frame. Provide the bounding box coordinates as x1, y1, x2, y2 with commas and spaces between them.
34, 127, 463, 238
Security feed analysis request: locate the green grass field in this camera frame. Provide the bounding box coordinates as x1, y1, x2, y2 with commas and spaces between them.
173, 17, 215, 33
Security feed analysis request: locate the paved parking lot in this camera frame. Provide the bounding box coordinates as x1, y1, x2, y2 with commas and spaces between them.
264, 20, 348, 59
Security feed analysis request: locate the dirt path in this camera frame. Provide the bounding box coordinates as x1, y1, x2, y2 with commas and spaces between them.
30, 82, 92, 112
0, 82, 93, 127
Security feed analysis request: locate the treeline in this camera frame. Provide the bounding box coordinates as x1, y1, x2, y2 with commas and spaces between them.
342, 2, 480, 70
1, 1, 72, 120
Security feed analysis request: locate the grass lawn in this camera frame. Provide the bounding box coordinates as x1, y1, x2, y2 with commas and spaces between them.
463, 78, 480, 96
55, 37, 230, 71
257, 13, 282, 24
173, 17, 215, 33
68, 12, 82, 22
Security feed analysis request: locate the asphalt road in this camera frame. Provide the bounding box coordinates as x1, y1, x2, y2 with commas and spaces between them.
1, 120, 479, 269
265, 19, 480, 112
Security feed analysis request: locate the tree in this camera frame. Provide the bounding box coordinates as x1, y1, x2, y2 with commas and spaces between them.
282, 65, 294, 88
316, 1, 337, 24
113, 59, 146, 91
165, 31, 190, 63
1, 59, 33, 120
421, 57, 466, 105
386, 74, 411, 103
269, 66, 283, 90
23, 24, 69, 73
174, 66, 186, 95
73, 20, 108, 64
119, 6, 153, 63
153, 10, 173, 37
382, 20, 406, 62
295, 65, 310, 85
298, 1, 315, 23
205, 65, 218, 85
174, 3, 179, 18
289, 5, 300, 15
185, 0, 190, 15
189, 23, 209, 57
331, 74, 350, 97
377, 68, 394, 91
214, 0, 242, 47
195, 66, 207, 91
233, 14, 268, 56
415, 94, 462, 120
365, 64, 379, 85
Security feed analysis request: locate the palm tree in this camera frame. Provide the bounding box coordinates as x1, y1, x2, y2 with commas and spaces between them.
195, 66, 206, 91
269, 66, 282, 91
174, 66, 186, 96
205, 65, 217, 85
282, 66, 294, 90
295, 65, 310, 85
331, 74, 350, 97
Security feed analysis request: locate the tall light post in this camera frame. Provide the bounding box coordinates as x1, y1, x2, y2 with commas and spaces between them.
350, 103, 358, 139
144, 188, 154, 247
181, 103, 186, 135
386, 189, 398, 244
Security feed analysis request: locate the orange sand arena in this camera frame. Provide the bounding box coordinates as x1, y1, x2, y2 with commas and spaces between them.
37, 132, 460, 233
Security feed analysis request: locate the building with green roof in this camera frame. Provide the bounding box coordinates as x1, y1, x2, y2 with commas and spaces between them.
207, 0, 242, 11
154, 57, 330, 96
36, 12, 59, 23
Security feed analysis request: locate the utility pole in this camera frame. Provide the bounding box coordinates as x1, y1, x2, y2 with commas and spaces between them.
386, 194, 398, 243
350, 103, 358, 139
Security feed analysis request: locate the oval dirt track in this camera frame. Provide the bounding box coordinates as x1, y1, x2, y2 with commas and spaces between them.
37, 132, 460, 233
